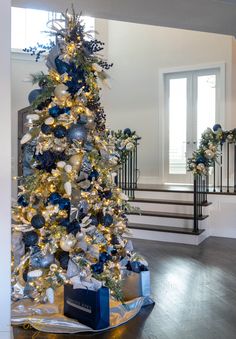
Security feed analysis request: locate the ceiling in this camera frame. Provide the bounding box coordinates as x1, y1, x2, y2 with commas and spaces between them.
12, 0, 236, 36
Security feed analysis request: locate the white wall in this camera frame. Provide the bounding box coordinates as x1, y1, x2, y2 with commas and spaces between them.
0, 0, 11, 336
101, 20, 234, 183
11, 19, 236, 186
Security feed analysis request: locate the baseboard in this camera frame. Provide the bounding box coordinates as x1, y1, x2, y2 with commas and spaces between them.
127, 228, 209, 245
138, 176, 161, 184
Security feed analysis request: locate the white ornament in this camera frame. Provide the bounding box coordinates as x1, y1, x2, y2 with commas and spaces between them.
54, 84, 69, 100
57, 161, 66, 169
60, 234, 77, 252
64, 181, 72, 196
27, 269, 43, 279
45, 117, 54, 125
64, 164, 72, 173
26, 114, 39, 121
46, 287, 54, 304
20, 133, 32, 145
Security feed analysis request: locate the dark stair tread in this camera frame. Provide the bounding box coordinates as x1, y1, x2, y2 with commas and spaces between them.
128, 223, 205, 235
135, 184, 194, 193
127, 210, 208, 220
130, 197, 211, 206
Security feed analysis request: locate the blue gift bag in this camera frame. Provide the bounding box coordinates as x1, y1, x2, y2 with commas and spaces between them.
64, 285, 110, 330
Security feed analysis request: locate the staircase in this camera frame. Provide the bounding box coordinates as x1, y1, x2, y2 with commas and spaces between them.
126, 184, 211, 245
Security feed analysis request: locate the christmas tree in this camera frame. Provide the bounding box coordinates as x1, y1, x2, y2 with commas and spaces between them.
12, 9, 143, 303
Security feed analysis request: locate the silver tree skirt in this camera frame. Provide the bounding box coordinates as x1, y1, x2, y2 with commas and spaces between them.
11, 288, 154, 333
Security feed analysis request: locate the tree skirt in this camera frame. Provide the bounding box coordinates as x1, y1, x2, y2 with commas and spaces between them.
11, 289, 154, 333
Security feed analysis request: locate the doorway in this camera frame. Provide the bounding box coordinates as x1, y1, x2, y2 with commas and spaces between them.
163, 66, 223, 184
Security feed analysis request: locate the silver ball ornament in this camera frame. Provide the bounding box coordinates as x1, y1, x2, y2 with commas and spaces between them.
60, 234, 77, 252
54, 84, 69, 100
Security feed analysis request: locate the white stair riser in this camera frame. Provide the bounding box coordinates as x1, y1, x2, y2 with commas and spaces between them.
134, 190, 194, 201
126, 229, 209, 245
128, 214, 202, 228
130, 201, 195, 214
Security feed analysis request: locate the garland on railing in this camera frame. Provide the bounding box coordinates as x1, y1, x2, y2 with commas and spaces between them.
187, 124, 236, 175
105, 128, 140, 162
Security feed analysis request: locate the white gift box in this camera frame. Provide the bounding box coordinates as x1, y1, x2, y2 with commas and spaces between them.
121, 270, 151, 301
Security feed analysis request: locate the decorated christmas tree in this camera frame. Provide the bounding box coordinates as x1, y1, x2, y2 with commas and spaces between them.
11, 9, 146, 305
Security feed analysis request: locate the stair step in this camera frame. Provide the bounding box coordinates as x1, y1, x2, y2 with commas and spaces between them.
128, 223, 205, 235
127, 210, 208, 220
131, 197, 211, 206
135, 184, 194, 193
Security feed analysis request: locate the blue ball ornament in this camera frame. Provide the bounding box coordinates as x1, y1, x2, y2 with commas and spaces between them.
103, 214, 113, 227
54, 125, 67, 138
99, 252, 111, 263
124, 128, 132, 137
48, 192, 61, 205
196, 155, 206, 165
31, 214, 45, 229
23, 231, 39, 247
67, 124, 87, 142
41, 123, 52, 135
49, 106, 63, 118
28, 89, 42, 105
17, 195, 28, 207
59, 198, 70, 210
91, 262, 104, 274
213, 124, 222, 132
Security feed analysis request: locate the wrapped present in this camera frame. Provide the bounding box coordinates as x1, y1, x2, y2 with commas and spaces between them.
64, 284, 110, 330
121, 261, 151, 301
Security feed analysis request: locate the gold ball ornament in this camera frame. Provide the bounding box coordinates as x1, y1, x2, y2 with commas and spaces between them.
69, 153, 84, 170
204, 149, 214, 160
196, 163, 205, 172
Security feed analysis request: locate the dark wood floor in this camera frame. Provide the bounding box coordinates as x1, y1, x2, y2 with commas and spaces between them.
13, 237, 236, 339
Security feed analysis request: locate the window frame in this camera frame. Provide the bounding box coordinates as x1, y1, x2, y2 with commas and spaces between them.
158, 63, 226, 184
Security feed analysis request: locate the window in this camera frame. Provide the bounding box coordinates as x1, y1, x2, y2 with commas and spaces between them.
163, 66, 224, 183
11, 7, 95, 51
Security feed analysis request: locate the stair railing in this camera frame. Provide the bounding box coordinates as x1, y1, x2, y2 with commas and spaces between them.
193, 174, 208, 233
210, 140, 236, 192
117, 138, 140, 199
